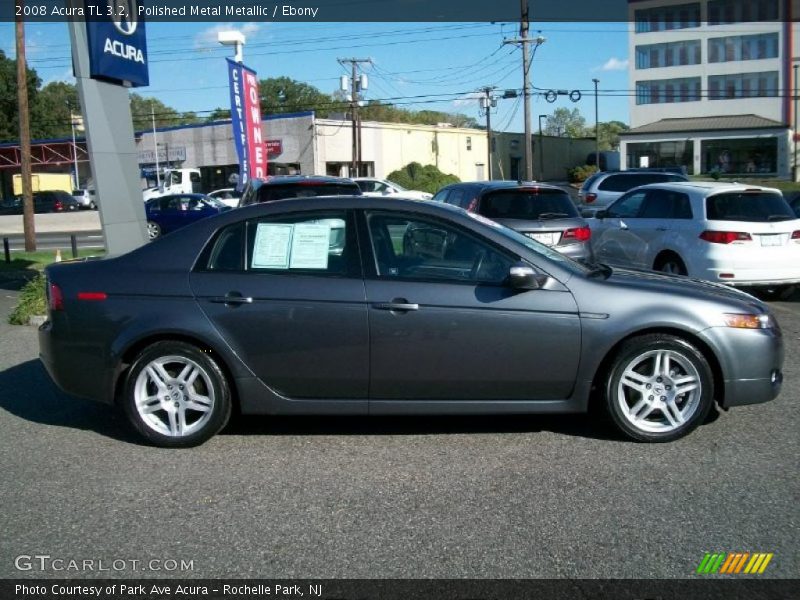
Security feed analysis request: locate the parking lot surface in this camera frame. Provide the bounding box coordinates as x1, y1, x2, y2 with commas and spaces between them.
0, 279, 797, 579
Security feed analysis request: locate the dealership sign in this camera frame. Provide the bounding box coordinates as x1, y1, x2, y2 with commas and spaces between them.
266, 139, 283, 158
227, 59, 267, 190
83, 0, 149, 87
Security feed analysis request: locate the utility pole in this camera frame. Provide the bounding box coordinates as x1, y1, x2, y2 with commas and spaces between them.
68, 103, 80, 190
793, 64, 798, 182
15, 1, 35, 252
479, 87, 497, 180
503, 1, 545, 182
592, 78, 600, 171
338, 58, 371, 177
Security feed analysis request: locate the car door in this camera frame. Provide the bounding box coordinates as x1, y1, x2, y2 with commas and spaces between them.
634, 189, 694, 269
591, 190, 649, 268
190, 209, 369, 401
359, 210, 581, 401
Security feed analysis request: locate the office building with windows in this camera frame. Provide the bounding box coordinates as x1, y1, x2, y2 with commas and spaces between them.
619, 0, 800, 178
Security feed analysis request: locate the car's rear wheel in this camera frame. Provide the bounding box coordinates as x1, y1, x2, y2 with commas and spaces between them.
147, 221, 161, 239
604, 334, 713, 442
654, 254, 687, 276
122, 341, 231, 447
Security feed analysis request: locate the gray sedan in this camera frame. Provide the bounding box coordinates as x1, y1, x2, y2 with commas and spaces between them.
38, 197, 784, 447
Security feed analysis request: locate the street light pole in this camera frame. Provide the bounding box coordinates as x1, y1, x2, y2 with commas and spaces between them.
592, 78, 600, 171
68, 103, 80, 189
538, 114, 547, 180
793, 64, 798, 182
480, 86, 496, 180
151, 102, 160, 188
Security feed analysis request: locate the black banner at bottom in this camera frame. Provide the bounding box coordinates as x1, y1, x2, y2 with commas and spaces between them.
2, 579, 798, 600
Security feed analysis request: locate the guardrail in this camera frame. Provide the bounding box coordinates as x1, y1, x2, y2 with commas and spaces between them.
2, 230, 104, 263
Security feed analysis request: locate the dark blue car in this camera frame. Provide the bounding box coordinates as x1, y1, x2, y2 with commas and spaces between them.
145, 194, 231, 239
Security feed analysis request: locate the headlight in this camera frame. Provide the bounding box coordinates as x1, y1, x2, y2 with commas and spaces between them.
723, 313, 774, 329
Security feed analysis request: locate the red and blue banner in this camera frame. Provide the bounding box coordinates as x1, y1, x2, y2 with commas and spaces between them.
227, 59, 267, 190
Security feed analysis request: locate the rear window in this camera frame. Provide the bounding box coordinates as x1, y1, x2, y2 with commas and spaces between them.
705, 192, 796, 222
581, 172, 603, 191
479, 189, 579, 220
256, 183, 360, 203
598, 173, 685, 192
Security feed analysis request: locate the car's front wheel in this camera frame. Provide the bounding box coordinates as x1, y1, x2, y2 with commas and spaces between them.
122, 341, 232, 447
604, 334, 714, 442
147, 221, 161, 239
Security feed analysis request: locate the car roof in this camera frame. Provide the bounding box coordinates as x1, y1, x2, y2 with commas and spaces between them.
631, 181, 782, 196
444, 180, 568, 193
257, 175, 358, 186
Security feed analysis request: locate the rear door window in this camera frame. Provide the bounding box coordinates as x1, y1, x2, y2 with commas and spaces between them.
598, 173, 685, 193
639, 189, 693, 219
479, 189, 579, 220
606, 190, 648, 218
705, 192, 795, 222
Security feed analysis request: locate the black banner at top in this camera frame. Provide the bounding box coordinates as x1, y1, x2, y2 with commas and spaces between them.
5, 0, 794, 23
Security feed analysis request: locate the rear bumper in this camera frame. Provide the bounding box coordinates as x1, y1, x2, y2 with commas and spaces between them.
700, 326, 784, 408
38, 320, 115, 404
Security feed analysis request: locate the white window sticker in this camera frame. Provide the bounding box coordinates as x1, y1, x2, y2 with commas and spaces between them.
251, 223, 294, 269
289, 223, 331, 269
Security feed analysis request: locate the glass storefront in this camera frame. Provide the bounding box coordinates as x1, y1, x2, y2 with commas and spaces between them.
701, 138, 777, 175
626, 140, 694, 174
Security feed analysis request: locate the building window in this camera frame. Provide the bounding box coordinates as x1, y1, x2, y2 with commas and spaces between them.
701, 138, 777, 175
626, 141, 694, 175
636, 40, 701, 69
466, 137, 472, 151
636, 78, 701, 104
708, 71, 779, 100
635, 3, 700, 32
708, 0, 778, 25
707, 33, 779, 64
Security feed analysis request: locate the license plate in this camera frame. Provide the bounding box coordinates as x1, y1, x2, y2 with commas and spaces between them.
527, 232, 559, 245
760, 234, 783, 247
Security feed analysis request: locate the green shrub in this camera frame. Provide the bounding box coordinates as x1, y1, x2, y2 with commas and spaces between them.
386, 162, 460, 195
8, 273, 47, 325
568, 164, 599, 184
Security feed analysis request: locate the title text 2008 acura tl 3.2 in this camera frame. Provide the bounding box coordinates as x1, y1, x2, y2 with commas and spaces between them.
38, 198, 783, 447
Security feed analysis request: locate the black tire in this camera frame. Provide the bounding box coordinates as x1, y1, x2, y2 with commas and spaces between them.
604, 334, 714, 442
654, 254, 687, 276
122, 341, 231, 448
147, 221, 161, 240
752, 285, 796, 302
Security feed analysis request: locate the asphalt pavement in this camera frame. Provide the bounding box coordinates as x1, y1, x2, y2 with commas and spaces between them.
0, 280, 797, 579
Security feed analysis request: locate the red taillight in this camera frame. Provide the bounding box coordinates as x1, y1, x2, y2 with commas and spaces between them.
77, 292, 107, 301
585, 193, 597, 204
54, 200, 63, 211
792, 230, 800, 239
49, 283, 64, 311
699, 231, 752, 244
562, 226, 592, 242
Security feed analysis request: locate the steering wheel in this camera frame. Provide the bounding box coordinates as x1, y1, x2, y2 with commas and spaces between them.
470, 250, 487, 280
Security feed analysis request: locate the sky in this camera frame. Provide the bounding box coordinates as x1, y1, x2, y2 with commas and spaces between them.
0, 20, 632, 132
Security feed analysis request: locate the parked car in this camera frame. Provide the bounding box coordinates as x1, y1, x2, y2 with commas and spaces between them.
354, 177, 433, 200
434, 181, 593, 262
579, 170, 689, 214
240, 175, 362, 206
144, 193, 231, 239
590, 182, 800, 298
72, 189, 97, 210
1, 191, 80, 214
207, 188, 241, 208
39, 196, 783, 447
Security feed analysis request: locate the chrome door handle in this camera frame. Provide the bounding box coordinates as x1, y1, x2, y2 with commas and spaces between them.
619, 220, 628, 230
373, 302, 419, 312
210, 295, 253, 305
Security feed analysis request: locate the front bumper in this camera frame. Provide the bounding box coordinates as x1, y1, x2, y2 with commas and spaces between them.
700, 325, 784, 408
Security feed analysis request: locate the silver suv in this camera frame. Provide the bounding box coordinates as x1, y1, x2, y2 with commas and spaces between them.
579, 171, 688, 214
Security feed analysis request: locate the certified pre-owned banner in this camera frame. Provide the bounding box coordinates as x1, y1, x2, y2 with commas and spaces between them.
227, 59, 267, 190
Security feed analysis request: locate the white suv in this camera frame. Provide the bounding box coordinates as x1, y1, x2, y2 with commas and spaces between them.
353, 178, 432, 200
590, 182, 800, 297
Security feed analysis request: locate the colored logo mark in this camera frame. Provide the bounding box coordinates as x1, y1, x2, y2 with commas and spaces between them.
696, 552, 774, 574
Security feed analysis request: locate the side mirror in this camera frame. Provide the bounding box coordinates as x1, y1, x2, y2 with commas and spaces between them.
594, 210, 608, 219
508, 263, 547, 290
580, 209, 596, 218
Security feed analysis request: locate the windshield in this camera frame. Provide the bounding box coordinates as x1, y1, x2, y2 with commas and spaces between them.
705, 191, 796, 222
466, 211, 592, 275
203, 196, 228, 209
256, 183, 361, 202
480, 189, 579, 220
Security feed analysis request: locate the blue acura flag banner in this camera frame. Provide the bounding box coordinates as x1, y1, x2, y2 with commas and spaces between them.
227, 59, 267, 190
83, 0, 149, 87
227, 59, 248, 190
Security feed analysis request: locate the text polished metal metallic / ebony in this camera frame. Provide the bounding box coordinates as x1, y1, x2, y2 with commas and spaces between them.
38, 197, 783, 447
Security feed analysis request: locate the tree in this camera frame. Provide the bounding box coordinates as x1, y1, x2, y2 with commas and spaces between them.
32, 81, 78, 139
543, 107, 587, 138
595, 120, 629, 151
259, 76, 340, 117
129, 93, 199, 130
205, 107, 231, 122
386, 162, 460, 195
0, 50, 41, 143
